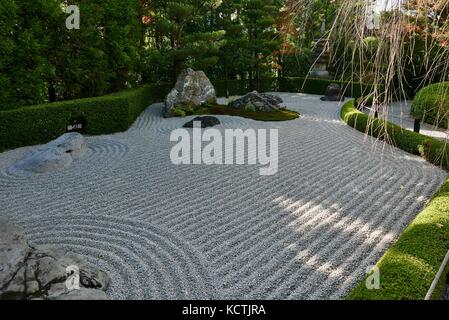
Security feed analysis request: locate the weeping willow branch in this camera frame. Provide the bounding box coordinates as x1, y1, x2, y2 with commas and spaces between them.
289, 0, 449, 150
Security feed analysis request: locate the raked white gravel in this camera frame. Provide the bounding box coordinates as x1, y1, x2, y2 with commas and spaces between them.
0, 93, 446, 299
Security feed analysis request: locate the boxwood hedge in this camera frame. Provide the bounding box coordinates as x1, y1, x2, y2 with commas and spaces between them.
0, 83, 171, 152
341, 100, 449, 170
213, 77, 375, 98
411, 82, 449, 129
341, 100, 449, 300
279, 77, 376, 98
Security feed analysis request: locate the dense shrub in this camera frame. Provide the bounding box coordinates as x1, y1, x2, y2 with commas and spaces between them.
0, 83, 171, 152
212, 79, 252, 97
341, 100, 449, 299
0, 0, 144, 109
411, 82, 449, 129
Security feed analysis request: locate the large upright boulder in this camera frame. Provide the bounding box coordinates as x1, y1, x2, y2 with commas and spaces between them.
228, 91, 283, 112
164, 68, 217, 117
0, 219, 109, 300
14, 132, 87, 173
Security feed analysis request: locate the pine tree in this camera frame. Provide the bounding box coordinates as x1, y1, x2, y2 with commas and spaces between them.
7, 0, 63, 106
214, 0, 248, 96
60, 0, 143, 99
240, 0, 283, 90
142, 0, 225, 81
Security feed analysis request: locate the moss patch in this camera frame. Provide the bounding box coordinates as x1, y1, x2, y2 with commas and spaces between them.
176, 103, 300, 122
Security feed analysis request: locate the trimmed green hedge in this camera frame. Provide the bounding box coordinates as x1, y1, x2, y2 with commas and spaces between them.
341, 100, 449, 300
213, 77, 375, 98
279, 77, 376, 98
0, 83, 171, 152
341, 100, 449, 170
411, 82, 449, 129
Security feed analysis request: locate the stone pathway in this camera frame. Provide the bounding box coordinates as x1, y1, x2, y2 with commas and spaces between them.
0, 93, 446, 299
363, 100, 449, 141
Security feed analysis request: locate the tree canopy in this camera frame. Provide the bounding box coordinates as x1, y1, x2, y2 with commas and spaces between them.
3, 0, 447, 109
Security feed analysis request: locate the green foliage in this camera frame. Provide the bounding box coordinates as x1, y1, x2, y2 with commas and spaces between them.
0, 0, 144, 108
213, 79, 252, 97
341, 100, 449, 299
0, 83, 171, 152
411, 82, 449, 129
59, 0, 143, 99
0, 0, 336, 108
2, 0, 64, 108
244, 103, 256, 112
143, 0, 225, 81
0, 0, 18, 110
240, 0, 283, 90
208, 0, 286, 93
170, 107, 187, 117
211, 77, 375, 98
281, 48, 313, 78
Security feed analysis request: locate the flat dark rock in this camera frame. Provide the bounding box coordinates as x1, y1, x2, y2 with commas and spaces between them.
321, 84, 345, 101
183, 116, 221, 128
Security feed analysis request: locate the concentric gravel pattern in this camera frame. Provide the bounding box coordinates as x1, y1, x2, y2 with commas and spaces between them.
0, 137, 129, 186
15, 215, 216, 300
0, 93, 446, 300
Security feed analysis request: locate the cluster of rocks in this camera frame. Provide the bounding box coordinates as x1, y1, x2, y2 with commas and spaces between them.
320, 84, 345, 102
14, 132, 87, 173
0, 220, 109, 300
228, 91, 284, 112
164, 68, 217, 117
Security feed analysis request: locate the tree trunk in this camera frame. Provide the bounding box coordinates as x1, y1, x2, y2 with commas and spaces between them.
224, 63, 229, 98
48, 82, 57, 103
249, 70, 254, 91
256, 61, 260, 92
170, 35, 179, 82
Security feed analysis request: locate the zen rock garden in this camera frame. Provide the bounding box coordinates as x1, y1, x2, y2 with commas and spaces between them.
3, 0, 449, 304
